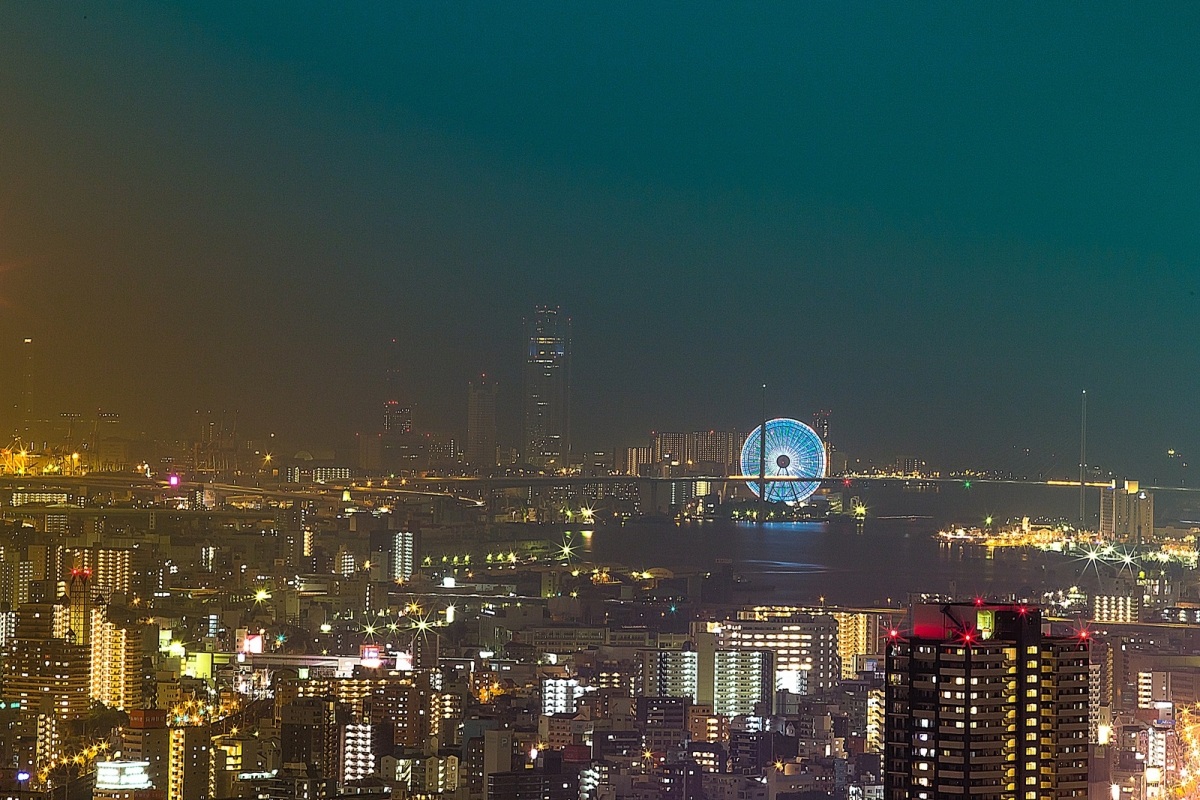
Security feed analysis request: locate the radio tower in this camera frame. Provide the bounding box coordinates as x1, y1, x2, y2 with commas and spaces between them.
17, 337, 32, 438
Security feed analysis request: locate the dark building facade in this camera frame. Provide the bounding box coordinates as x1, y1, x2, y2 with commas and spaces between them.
885, 603, 1089, 800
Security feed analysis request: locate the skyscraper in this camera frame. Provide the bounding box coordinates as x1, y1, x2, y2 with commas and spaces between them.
811, 410, 831, 444
884, 603, 1089, 799
383, 337, 413, 435
383, 400, 413, 435
466, 376, 498, 468
523, 307, 570, 469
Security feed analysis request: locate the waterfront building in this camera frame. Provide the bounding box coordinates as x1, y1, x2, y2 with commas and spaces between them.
884, 602, 1089, 799
623, 445, 653, 476
1099, 481, 1154, 543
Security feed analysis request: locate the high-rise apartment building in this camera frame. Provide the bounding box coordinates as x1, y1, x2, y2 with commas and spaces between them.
391, 530, 415, 582
466, 376, 498, 467
168, 724, 213, 800
653, 432, 690, 465
623, 446, 654, 477
1099, 481, 1154, 543
66, 547, 134, 601
640, 637, 774, 718
3, 603, 89, 722
90, 606, 143, 711
689, 430, 742, 473
884, 603, 1089, 800
523, 306, 570, 469
650, 431, 741, 472
281, 698, 341, 782
710, 613, 840, 694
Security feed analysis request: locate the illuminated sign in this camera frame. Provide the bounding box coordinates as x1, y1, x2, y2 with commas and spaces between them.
95, 761, 152, 791
360, 644, 382, 669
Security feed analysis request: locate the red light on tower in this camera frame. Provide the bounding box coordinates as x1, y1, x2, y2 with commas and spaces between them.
888, 629, 900, 639
974, 597, 984, 606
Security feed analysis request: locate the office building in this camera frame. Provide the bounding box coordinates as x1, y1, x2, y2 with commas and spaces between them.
1099, 481, 1154, 543
884, 602, 1089, 800
467, 376, 499, 467
211, 734, 271, 799
523, 306, 570, 469
637, 696, 690, 758
811, 410, 831, 444
383, 400, 413, 435
121, 710, 170, 792
93, 760, 156, 800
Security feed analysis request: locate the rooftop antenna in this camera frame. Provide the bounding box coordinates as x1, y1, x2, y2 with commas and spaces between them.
759, 383, 767, 523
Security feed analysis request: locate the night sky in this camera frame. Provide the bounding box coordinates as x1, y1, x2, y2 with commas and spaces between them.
1, 3, 1198, 474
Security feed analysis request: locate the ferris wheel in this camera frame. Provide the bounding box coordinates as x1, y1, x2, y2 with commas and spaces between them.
740, 418, 827, 505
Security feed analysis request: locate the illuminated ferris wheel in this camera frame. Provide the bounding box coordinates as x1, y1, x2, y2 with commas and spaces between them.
740, 418, 827, 505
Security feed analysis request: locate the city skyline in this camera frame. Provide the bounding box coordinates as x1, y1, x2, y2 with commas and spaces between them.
2, 6, 1198, 799
1, 5, 1198, 473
